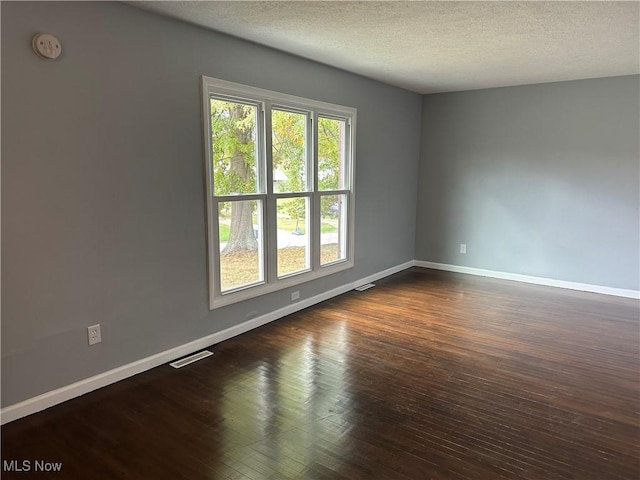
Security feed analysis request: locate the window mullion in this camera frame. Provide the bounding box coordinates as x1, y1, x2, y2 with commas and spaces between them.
263, 101, 278, 286
311, 110, 321, 271
316, 189, 350, 197
263, 102, 273, 194
272, 192, 312, 200
308, 113, 315, 193
214, 193, 265, 203
345, 119, 353, 189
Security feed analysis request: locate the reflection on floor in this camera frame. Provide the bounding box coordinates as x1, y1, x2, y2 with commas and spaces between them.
2, 268, 639, 479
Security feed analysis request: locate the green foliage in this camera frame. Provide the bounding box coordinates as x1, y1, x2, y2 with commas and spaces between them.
275, 216, 338, 234
321, 222, 337, 233
211, 99, 258, 196
218, 224, 230, 242
318, 117, 342, 192
271, 113, 344, 220
272, 110, 306, 221
321, 195, 337, 219
277, 198, 306, 229
272, 109, 306, 193
211, 100, 345, 252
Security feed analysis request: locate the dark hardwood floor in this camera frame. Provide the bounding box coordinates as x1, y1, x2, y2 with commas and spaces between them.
2, 268, 639, 479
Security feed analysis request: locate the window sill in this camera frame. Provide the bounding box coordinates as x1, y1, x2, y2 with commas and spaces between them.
210, 260, 353, 310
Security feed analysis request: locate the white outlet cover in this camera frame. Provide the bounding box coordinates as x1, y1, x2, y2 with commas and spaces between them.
32, 33, 62, 60
87, 324, 101, 346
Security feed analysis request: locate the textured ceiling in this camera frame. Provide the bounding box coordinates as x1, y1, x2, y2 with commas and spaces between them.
131, 1, 640, 94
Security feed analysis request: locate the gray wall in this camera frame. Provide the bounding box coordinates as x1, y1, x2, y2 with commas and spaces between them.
1, 1, 422, 406
416, 76, 640, 290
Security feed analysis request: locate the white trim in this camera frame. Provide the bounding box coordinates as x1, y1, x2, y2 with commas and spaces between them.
201, 76, 357, 310
0, 261, 413, 425
352, 261, 413, 290
202, 77, 356, 117
414, 261, 640, 299
211, 260, 354, 309
7, 258, 633, 425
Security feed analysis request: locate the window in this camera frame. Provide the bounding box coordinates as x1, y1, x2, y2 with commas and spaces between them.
202, 77, 356, 309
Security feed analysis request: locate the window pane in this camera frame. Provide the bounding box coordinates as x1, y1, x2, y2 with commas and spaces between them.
277, 197, 310, 277
210, 99, 259, 195
218, 200, 263, 292
272, 109, 308, 193
318, 117, 347, 191
321, 194, 347, 265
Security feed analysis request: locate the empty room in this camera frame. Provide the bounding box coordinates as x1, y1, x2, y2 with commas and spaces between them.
1, 1, 639, 479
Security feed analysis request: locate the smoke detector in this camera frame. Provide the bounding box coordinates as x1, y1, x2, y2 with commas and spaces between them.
32, 33, 62, 61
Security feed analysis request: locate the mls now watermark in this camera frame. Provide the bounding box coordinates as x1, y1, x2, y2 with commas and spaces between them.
3, 460, 63, 473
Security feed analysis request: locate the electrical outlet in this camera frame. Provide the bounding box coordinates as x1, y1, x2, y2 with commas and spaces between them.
87, 324, 101, 346
460, 243, 467, 254
291, 290, 300, 301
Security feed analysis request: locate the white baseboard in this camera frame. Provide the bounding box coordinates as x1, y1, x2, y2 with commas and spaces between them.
5, 258, 633, 424
0, 261, 414, 425
414, 260, 640, 299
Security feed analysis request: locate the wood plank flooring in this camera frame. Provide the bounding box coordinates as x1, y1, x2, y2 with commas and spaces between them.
2, 268, 639, 479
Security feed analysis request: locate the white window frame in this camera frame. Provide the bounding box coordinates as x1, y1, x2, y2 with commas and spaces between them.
201, 76, 356, 309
